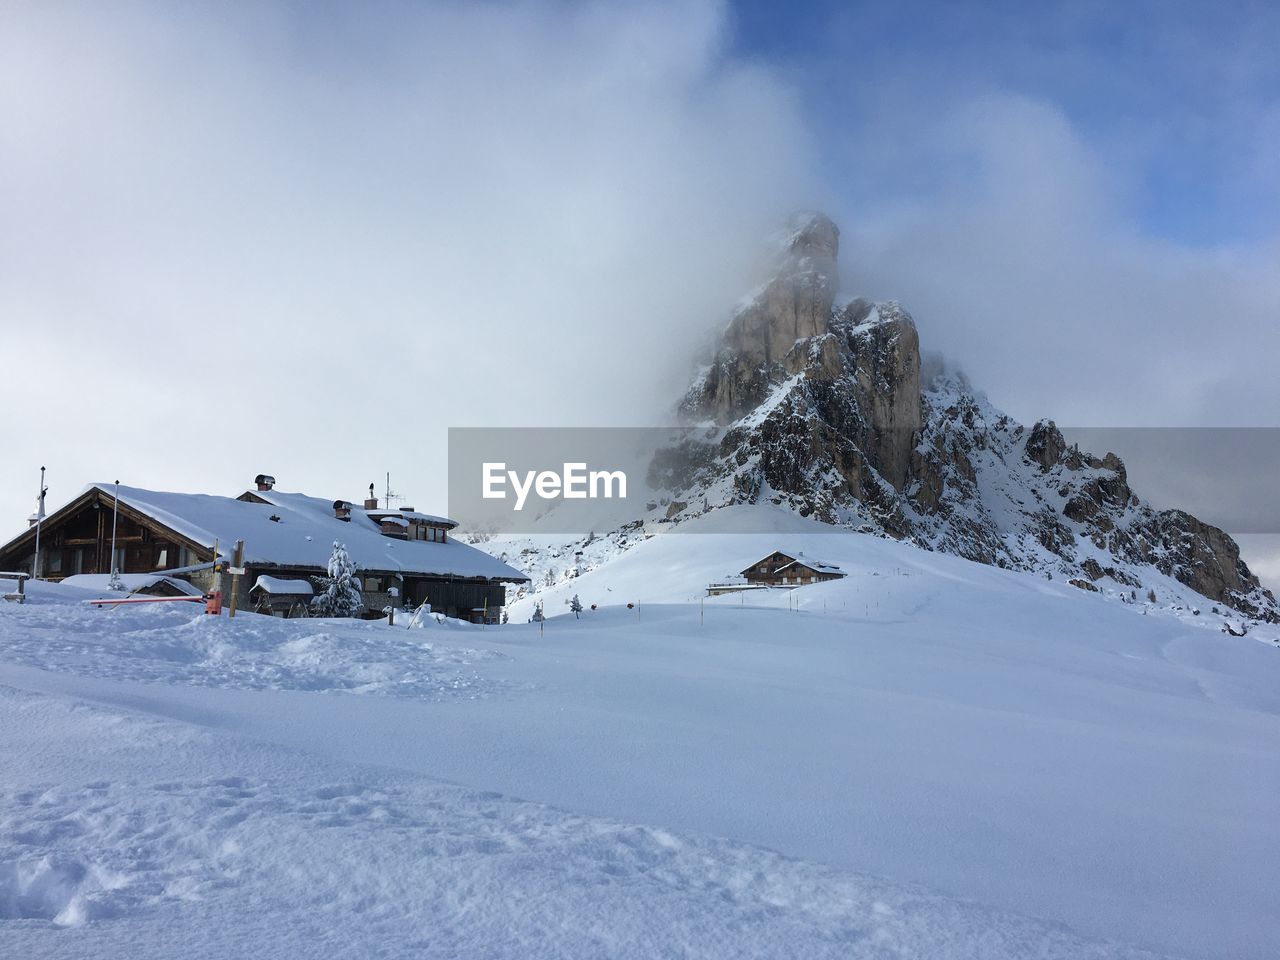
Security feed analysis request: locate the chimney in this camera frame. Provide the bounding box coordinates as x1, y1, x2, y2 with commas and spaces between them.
364, 482, 378, 511
255, 474, 276, 492
333, 500, 352, 521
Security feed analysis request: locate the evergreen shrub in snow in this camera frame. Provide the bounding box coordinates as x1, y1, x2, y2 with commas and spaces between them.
310, 541, 364, 618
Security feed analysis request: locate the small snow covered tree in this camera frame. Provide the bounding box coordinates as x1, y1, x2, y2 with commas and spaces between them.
310, 541, 364, 618
530, 601, 544, 623
570, 594, 583, 619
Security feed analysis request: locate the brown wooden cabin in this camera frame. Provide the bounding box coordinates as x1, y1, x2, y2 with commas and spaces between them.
0, 479, 527, 622
0, 486, 205, 581
740, 551, 846, 587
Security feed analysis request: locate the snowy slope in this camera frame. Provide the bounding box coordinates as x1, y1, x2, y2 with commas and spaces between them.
3, 523, 1279, 958
0, 674, 1175, 960
498, 504, 1264, 638
674, 348, 1278, 620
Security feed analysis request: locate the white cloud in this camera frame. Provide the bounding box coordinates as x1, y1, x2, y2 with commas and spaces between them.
840, 91, 1280, 432
833, 88, 1280, 586
1234, 536, 1280, 595
0, 0, 818, 520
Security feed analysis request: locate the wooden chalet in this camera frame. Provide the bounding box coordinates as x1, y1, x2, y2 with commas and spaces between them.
0, 474, 529, 622
739, 551, 846, 588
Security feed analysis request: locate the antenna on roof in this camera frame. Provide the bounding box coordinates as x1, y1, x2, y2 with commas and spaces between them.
108, 480, 124, 592
32, 466, 47, 579
384, 472, 402, 510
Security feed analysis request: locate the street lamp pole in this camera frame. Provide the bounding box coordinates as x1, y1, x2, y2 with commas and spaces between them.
108, 480, 123, 591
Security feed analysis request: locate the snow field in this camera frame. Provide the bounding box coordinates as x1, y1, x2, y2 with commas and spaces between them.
0, 683, 1173, 960
2, 509, 1278, 958
0, 598, 508, 700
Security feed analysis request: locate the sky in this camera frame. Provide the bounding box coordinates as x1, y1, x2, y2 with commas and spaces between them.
1, 0, 1277, 584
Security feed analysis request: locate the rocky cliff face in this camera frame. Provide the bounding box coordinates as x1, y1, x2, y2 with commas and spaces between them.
688, 213, 842, 423
665, 213, 1278, 621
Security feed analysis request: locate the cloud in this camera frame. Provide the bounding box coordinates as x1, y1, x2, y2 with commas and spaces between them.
0, 0, 818, 521
836, 91, 1280, 431
827, 86, 1280, 586
1235, 536, 1280, 594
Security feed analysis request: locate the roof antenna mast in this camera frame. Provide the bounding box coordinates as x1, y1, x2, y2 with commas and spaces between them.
108, 480, 124, 592
32, 466, 47, 580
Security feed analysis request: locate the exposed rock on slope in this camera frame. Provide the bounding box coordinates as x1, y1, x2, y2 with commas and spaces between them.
667, 213, 1277, 621
687, 213, 842, 423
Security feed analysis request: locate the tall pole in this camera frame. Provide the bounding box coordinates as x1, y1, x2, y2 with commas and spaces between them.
33, 466, 46, 579
227, 539, 244, 619
108, 480, 123, 591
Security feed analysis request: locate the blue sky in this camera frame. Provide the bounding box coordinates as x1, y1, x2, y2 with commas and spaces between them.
727, 0, 1279, 246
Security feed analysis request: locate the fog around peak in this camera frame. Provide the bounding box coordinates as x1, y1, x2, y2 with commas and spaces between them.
0, 1, 820, 519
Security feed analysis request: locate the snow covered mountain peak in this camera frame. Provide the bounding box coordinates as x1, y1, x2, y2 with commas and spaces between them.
667, 213, 1277, 621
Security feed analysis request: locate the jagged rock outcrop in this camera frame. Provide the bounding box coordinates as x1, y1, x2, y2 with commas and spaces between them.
723, 213, 838, 364
681, 216, 922, 502
687, 213, 841, 423
1025, 421, 1069, 472
663, 212, 1278, 622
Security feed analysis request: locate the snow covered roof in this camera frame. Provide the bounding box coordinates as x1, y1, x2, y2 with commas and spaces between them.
366, 509, 455, 527
60, 573, 204, 596
743, 551, 845, 576
252, 575, 313, 596
377, 516, 410, 528
76, 483, 528, 582
775, 553, 844, 575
